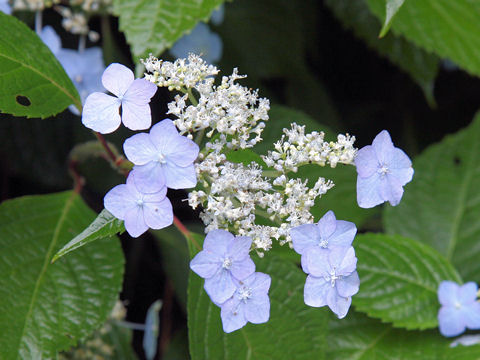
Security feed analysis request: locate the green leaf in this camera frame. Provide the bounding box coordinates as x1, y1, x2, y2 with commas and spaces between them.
188, 255, 328, 360
0, 191, 124, 359
0, 13, 81, 118
325, 0, 439, 106
366, 0, 480, 77
258, 105, 378, 227
384, 113, 480, 282
379, 0, 405, 38
113, 0, 225, 60
327, 311, 480, 359
53, 209, 125, 262
354, 233, 461, 330
225, 148, 267, 167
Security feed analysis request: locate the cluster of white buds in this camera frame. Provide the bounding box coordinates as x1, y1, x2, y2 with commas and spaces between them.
144, 54, 269, 150
145, 55, 358, 255
69, 0, 112, 12
263, 123, 357, 173
12, 0, 53, 11
142, 54, 219, 91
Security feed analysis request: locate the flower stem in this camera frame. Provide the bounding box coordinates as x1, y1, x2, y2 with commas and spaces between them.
78, 34, 86, 53
35, 11, 42, 35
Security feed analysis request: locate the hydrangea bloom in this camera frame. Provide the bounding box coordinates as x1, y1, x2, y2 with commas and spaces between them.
210, 5, 225, 25
170, 23, 223, 64
82, 63, 157, 133
355, 130, 413, 208
220, 272, 271, 333
290, 210, 356, 272
438, 281, 480, 337
0, 0, 11, 14
123, 119, 199, 192
190, 229, 255, 304
304, 246, 359, 319
39, 26, 105, 115
104, 173, 173, 238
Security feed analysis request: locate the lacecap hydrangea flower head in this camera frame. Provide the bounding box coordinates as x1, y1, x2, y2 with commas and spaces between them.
355, 130, 413, 208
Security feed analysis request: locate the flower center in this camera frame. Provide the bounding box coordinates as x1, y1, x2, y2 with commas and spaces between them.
74, 74, 83, 84
319, 239, 328, 248
237, 285, 252, 301
156, 152, 166, 164
455, 301, 462, 309
222, 257, 232, 269
136, 199, 144, 207
378, 163, 389, 176
326, 268, 341, 287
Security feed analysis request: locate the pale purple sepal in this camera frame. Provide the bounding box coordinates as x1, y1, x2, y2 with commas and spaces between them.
190, 230, 255, 304
170, 23, 223, 64
290, 211, 356, 273
303, 246, 359, 319
220, 272, 271, 333
82, 63, 157, 133
104, 173, 173, 238
355, 130, 414, 208
438, 281, 480, 337
123, 119, 199, 192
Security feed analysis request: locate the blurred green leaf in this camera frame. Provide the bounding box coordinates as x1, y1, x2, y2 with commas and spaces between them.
0, 12, 80, 118
188, 255, 328, 360
218, 0, 340, 128
384, 114, 480, 282
326, 0, 439, 106
384, 113, 480, 282
354, 233, 461, 330
367, 0, 480, 77
225, 148, 267, 167
0, 191, 124, 359
379, 0, 405, 38
113, 0, 225, 60
327, 311, 480, 359
53, 209, 125, 262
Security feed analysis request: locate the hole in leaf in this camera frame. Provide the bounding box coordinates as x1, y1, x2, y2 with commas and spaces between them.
16, 95, 31, 107
453, 156, 461, 165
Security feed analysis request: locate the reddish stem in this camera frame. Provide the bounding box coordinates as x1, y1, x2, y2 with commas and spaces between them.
69, 159, 85, 194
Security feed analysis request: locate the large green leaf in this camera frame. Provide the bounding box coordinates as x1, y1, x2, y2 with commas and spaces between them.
257, 105, 378, 227
384, 114, 480, 282
367, 0, 480, 76
327, 311, 480, 360
188, 254, 328, 360
354, 233, 461, 330
0, 191, 124, 359
0, 13, 81, 118
53, 209, 125, 261
325, 0, 439, 106
113, 0, 224, 59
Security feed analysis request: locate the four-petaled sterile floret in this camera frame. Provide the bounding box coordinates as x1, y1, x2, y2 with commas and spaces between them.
437, 281, 480, 337
304, 246, 360, 319
104, 173, 173, 238
123, 118, 199, 193
220, 272, 271, 333
190, 229, 256, 304
355, 130, 413, 208
82, 63, 157, 133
